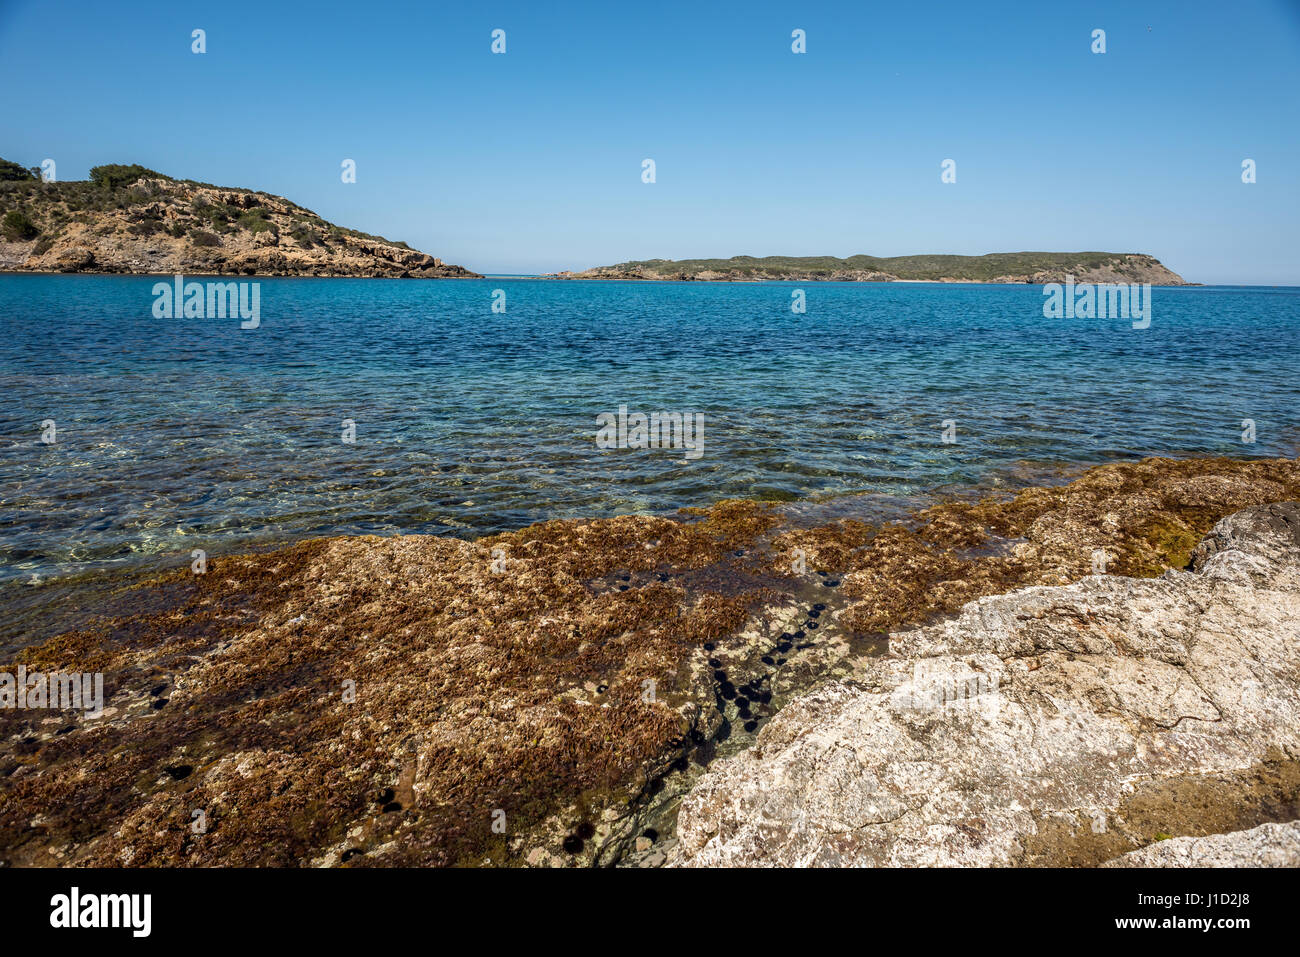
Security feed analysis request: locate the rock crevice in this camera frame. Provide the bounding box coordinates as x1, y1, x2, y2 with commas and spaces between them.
672, 502, 1300, 867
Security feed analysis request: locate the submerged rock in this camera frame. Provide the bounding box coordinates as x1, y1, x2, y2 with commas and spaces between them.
673, 502, 1300, 867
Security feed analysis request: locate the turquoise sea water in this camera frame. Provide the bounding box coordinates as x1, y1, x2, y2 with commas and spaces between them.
1, 275, 1298, 583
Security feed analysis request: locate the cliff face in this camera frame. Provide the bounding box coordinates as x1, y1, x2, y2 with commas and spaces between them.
0, 163, 480, 278
558, 252, 1188, 285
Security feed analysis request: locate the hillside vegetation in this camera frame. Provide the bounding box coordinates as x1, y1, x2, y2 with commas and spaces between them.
561, 252, 1187, 284
0, 159, 478, 278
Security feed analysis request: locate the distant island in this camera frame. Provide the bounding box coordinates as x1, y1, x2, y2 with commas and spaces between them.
0, 158, 479, 278
554, 252, 1188, 285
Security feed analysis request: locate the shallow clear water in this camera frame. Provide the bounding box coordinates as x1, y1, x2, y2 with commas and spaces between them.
1, 275, 1298, 583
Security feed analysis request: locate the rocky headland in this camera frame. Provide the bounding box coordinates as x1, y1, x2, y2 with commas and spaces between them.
0, 159, 479, 278
2, 456, 1297, 867
554, 252, 1188, 285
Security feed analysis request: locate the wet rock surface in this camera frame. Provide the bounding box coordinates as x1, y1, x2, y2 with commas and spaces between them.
673, 501, 1300, 866
3, 456, 1300, 866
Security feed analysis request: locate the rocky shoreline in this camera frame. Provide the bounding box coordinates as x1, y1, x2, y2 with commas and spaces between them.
674, 501, 1300, 866
2, 455, 1298, 867
0, 162, 480, 279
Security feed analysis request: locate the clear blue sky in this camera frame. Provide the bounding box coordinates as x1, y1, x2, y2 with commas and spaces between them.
2, 0, 1299, 282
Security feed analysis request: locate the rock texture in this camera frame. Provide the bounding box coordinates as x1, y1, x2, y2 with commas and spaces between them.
673, 502, 1300, 867
4, 458, 1298, 867
1102, 821, 1300, 867
556, 253, 1187, 285
0, 163, 479, 278
0, 501, 784, 867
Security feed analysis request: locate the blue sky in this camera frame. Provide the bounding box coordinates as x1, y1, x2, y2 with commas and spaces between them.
2, 0, 1299, 282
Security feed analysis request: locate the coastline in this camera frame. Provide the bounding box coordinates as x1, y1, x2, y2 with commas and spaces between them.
0, 454, 1134, 637
539, 275, 1198, 286
0, 267, 483, 279
0, 270, 1200, 284
0, 168, 482, 279
547, 252, 1190, 285
4, 453, 1298, 867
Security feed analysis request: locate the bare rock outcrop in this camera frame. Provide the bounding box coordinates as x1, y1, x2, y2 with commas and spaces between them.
1102, 821, 1300, 868
673, 502, 1300, 867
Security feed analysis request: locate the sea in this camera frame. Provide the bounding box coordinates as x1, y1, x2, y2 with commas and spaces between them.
2, 275, 1298, 587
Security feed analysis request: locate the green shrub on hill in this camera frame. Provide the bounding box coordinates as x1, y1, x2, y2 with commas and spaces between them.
598, 252, 1140, 281
89, 164, 168, 190
290, 224, 319, 247
0, 158, 37, 182
1, 209, 39, 240
237, 208, 274, 233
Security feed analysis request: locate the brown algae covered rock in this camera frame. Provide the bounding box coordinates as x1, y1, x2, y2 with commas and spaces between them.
3, 457, 1300, 867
